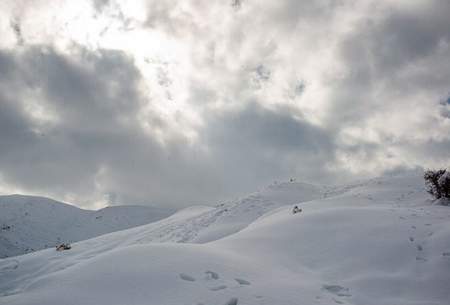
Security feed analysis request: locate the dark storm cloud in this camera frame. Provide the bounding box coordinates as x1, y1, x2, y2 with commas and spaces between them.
325, 0, 450, 135
33, 49, 142, 128
0, 52, 37, 152
207, 103, 332, 154
204, 103, 337, 189
0, 94, 33, 150
0, 44, 341, 207
337, 0, 450, 94
0, 46, 151, 205
338, 0, 450, 87
319, 1, 450, 173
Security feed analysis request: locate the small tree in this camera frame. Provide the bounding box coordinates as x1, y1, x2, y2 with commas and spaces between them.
438, 170, 450, 199
424, 169, 450, 203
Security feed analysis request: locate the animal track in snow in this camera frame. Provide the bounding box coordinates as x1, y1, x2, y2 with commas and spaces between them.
234, 278, 251, 285
179, 273, 196, 282
409, 237, 414, 242
442, 252, 450, 257
416, 245, 423, 251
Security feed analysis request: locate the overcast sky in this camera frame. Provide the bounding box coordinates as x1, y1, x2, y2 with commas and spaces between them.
0, 0, 449, 209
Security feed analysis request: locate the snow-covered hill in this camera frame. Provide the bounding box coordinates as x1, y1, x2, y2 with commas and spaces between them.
0, 195, 174, 258
1, 174, 450, 305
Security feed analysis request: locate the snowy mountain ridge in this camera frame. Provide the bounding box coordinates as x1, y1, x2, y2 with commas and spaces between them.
1, 173, 450, 305
0, 194, 174, 258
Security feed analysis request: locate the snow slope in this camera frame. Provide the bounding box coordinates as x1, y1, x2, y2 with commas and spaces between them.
0, 195, 174, 258
1, 174, 450, 305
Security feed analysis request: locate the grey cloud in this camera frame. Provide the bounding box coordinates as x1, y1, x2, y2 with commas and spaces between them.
231, 0, 243, 10
0, 44, 341, 207
1, 0, 450, 208
92, 0, 111, 12
338, 0, 450, 90
204, 103, 338, 188
342, 1, 450, 85
207, 103, 332, 153
0, 95, 34, 152
9, 18, 24, 46
85, 102, 340, 207
326, 0, 450, 131
0, 46, 152, 205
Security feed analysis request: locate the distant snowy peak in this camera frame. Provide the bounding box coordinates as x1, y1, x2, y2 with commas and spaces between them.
0, 194, 82, 212
0, 195, 174, 258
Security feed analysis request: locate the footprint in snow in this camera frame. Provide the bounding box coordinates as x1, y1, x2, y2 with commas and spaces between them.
204, 270, 219, 280
235, 278, 251, 285
179, 273, 196, 282
223, 297, 238, 305
416, 245, 423, 251
409, 237, 414, 242
209, 285, 227, 291
416, 256, 427, 262
322, 285, 351, 297
442, 252, 450, 257
0, 259, 19, 273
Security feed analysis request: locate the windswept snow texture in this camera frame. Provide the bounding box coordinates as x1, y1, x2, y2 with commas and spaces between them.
0, 195, 174, 258
1, 174, 450, 305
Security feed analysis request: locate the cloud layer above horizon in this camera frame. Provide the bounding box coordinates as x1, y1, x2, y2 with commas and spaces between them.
0, 0, 449, 208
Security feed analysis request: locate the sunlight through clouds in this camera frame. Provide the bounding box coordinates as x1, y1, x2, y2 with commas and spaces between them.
0, 0, 449, 208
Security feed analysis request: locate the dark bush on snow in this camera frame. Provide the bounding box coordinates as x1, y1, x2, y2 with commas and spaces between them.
424, 169, 450, 204
56, 243, 71, 251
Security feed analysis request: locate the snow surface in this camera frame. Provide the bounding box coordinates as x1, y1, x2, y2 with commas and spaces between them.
1, 174, 450, 305
0, 195, 175, 258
